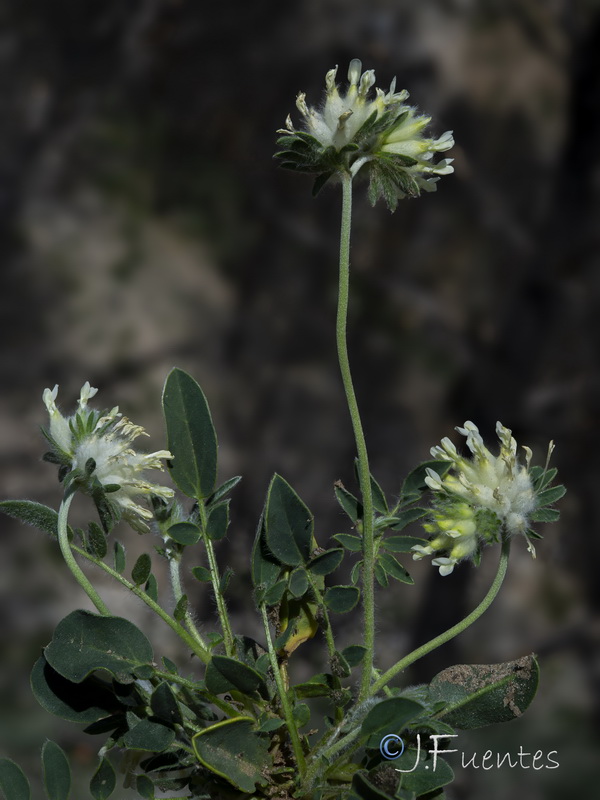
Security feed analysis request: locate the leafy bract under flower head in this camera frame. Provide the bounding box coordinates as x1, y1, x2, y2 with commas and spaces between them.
43, 382, 173, 533
275, 58, 454, 210
413, 421, 563, 575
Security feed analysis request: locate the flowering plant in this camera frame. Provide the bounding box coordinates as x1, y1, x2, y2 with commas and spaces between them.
0, 60, 563, 800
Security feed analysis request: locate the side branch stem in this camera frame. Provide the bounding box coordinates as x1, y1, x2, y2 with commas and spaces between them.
259, 605, 306, 777
197, 500, 235, 656
369, 539, 511, 697
72, 544, 210, 664
57, 493, 110, 615
168, 554, 209, 653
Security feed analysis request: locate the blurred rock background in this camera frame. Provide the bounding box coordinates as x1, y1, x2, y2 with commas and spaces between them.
0, 0, 598, 797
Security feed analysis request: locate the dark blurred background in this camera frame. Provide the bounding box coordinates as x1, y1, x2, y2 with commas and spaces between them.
1, 0, 599, 797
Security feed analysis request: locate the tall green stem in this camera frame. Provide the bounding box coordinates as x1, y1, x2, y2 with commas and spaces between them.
336, 172, 375, 700
369, 539, 511, 697
57, 492, 110, 615
259, 604, 306, 776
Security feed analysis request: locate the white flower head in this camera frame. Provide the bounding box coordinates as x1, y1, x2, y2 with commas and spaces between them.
276, 58, 454, 210
430, 421, 536, 537
43, 383, 174, 533
414, 421, 562, 575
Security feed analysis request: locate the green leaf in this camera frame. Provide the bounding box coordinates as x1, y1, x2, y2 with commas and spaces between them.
162, 656, 179, 674
133, 664, 154, 679
167, 522, 201, 545
401, 460, 451, 502
162, 368, 218, 499
293, 673, 336, 699
251, 512, 282, 592
307, 548, 344, 576
131, 554, 152, 586
351, 771, 396, 800
388, 508, 429, 531
258, 717, 284, 733
430, 655, 540, 729
288, 568, 309, 598
0, 500, 73, 540
374, 562, 389, 587
192, 566, 212, 582
90, 758, 116, 800
206, 501, 230, 541
333, 533, 362, 552
324, 585, 360, 613
293, 703, 311, 728
145, 573, 158, 603
530, 507, 560, 522
113, 541, 126, 574
41, 740, 71, 800
219, 566, 233, 593
87, 522, 107, 558
361, 697, 425, 736
136, 775, 154, 799
265, 474, 313, 567
122, 719, 175, 752
205, 656, 268, 698
353, 462, 388, 513
393, 749, 454, 796
535, 485, 566, 507
173, 595, 188, 623
378, 553, 414, 584
192, 717, 270, 793
334, 483, 362, 522
44, 611, 153, 683
263, 579, 287, 606
151, 682, 182, 726
332, 650, 351, 678
0, 759, 30, 800
383, 535, 428, 553
31, 656, 120, 723
341, 645, 367, 668
530, 466, 557, 491
207, 475, 242, 506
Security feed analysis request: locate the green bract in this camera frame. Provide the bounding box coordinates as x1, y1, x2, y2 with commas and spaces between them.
275, 58, 454, 210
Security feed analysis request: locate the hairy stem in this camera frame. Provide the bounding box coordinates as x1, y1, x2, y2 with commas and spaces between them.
306, 574, 344, 722
197, 500, 235, 656
168, 552, 209, 653
336, 172, 376, 700
72, 543, 210, 664
58, 493, 110, 615
259, 604, 306, 777
369, 539, 511, 696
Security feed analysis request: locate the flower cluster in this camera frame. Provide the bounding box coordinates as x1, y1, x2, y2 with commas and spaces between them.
43, 383, 173, 533
413, 421, 562, 575
275, 58, 454, 210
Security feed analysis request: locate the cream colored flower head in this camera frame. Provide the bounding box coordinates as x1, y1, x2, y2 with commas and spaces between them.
275, 58, 454, 210
413, 421, 563, 575
43, 383, 173, 533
